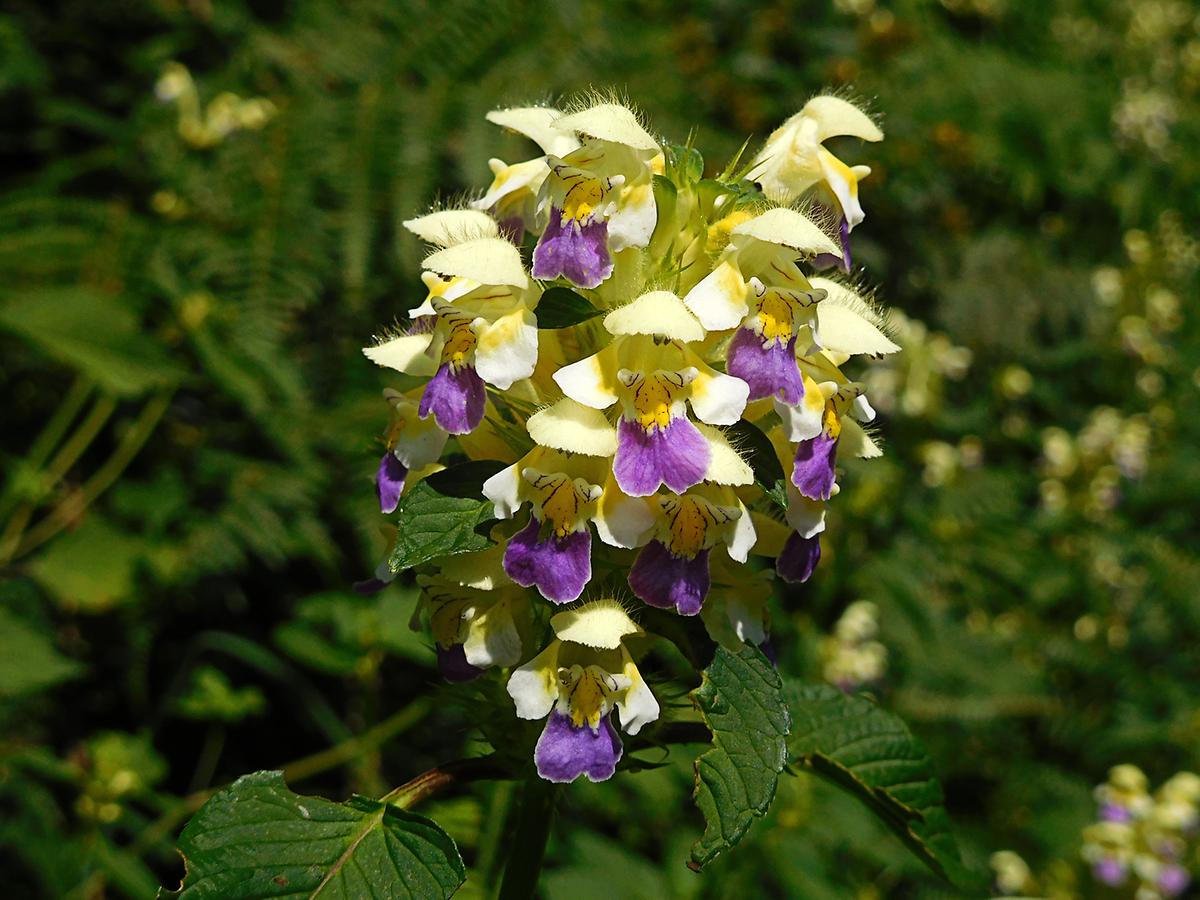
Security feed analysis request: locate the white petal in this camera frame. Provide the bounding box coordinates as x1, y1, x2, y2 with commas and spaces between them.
732, 208, 841, 258
607, 180, 657, 252
725, 595, 767, 646
553, 346, 620, 409
784, 487, 827, 538
463, 597, 523, 668
472, 157, 549, 213
554, 103, 659, 152
603, 291, 704, 343
853, 394, 876, 423
403, 209, 499, 246
392, 419, 448, 469
527, 398, 618, 457
682, 258, 749, 331
802, 95, 883, 143
439, 545, 510, 589
697, 423, 753, 486
615, 646, 660, 736
423, 238, 528, 289
725, 499, 757, 562
482, 462, 523, 519
486, 106, 580, 157
362, 333, 437, 376
689, 362, 749, 425
818, 149, 866, 231
551, 599, 640, 650
507, 641, 561, 720
593, 483, 655, 548
774, 386, 827, 442
475, 306, 537, 390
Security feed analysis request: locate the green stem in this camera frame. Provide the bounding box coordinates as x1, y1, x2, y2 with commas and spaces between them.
0, 374, 92, 522
497, 776, 560, 900
11, 390, 171, 561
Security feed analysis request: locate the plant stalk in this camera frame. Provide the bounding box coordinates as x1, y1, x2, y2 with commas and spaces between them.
497, 775, 560, 900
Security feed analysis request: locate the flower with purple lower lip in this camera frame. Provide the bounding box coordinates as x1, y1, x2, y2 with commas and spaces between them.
727, 329, 805, 405
628, 491, 756, 616
533, 211, 614, 289
1092, 857, 1128, 887
504, 518, 594, 605
508, 601, 659, 784
418, 577, 528, 682
376, 452, 408, 515
793, 431, 840, 501
419, 362, 487, 434
777, 532, 822, 584
373, 387, 448, 513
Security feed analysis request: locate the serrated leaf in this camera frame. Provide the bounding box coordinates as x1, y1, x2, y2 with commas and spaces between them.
387, 471, 496, 574
689, 645, 790, 869
534, 287, 603, 329
725, 419, 788, 509
0, 287, 185, 397
785, 684, 979, 890
163, 770, 464, 899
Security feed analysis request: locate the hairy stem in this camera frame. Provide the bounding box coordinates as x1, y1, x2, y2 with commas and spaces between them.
497, 776, 560, 900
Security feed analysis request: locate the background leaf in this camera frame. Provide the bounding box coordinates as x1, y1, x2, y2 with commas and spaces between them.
0, 288, 185, 397
689, 645, 790, 870
0, 607, 82, 698
164, 770, 464, 899
725, 418, 788, 509
785, 683, 980, 890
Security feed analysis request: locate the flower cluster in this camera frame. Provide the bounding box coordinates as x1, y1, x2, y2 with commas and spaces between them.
363, 94, 892, 782
1082, 765, 1199, 899
819, 600, 887, 692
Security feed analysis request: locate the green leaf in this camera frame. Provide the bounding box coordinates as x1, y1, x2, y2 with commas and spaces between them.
689, 645, 790, 870
165, 771, 464, 899
534, 287, 603, 329
27, 516, 142, 612
0, 287, 186, 397
785, 684, 978, 889
387, 468, 496, 574
725, 419, 788, 509
0, 607, 83, 698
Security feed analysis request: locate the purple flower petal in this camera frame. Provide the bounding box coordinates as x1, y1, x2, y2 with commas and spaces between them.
792, 432, 838, 501
1158, 864, 1190, 897
614, 417, 710, 497
534, 710, 623, 783
532, 208, 613, 289
418, 363, 485, 434
628, 540, 711, 616
376, 451, 408, 514
1092, 858, 1127, 887
1098, 801, 1134, 823
503, 519, 592, 604
777, 532, 821, 584
437, 643, 484, 683
727, 329, 804, 404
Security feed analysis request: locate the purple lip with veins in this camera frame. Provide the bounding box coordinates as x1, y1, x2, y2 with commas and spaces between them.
628, 540, 711, 616
532, 208, 614, 289
535, 710, 623, 783
503, 518, 592, 604
776, 532, 821, 584
419, 363, 486, 434
376, 451, 408, 514
792, 432, 838, 501
613, 417, 709, 497
727, 329, 804, 404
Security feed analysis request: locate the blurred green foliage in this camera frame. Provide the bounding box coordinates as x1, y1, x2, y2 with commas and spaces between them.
1, 0, 1197, 896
